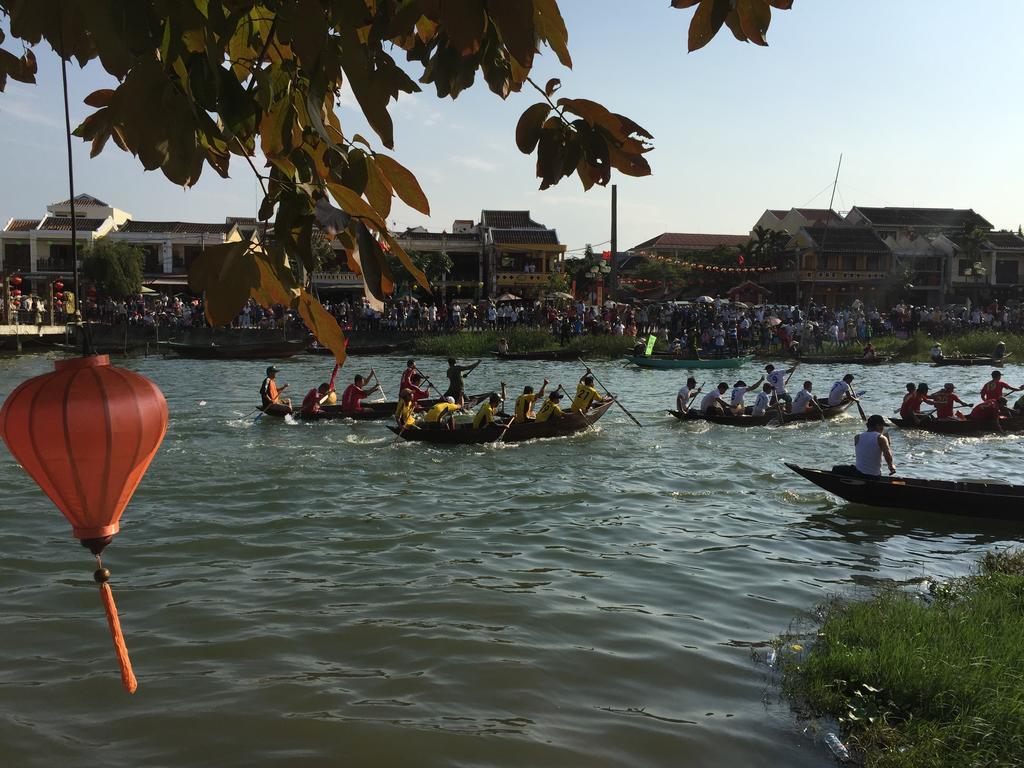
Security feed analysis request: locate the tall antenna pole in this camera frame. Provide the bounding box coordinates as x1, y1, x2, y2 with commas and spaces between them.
609, 184, 618, 302
811, 153, 843, 309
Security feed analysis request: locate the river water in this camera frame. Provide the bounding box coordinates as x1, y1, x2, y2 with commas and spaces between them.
1, 351, 1021, 767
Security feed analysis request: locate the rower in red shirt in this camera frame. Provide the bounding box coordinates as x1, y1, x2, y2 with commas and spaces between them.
899, 383, 934, 421
968, 397, 1012, 421
403, 372, 431, 409
930, 383, 972, 420
980, 370, 1021, 402
300, 382, 332, 419
340, 373, 381, 414
400, 359, 418, 394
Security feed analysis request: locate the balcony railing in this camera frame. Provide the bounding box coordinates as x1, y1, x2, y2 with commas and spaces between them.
496, 272, 550, 287
799, 270, 889, 282
36, 258, 75, 272
312, 270, 363, 287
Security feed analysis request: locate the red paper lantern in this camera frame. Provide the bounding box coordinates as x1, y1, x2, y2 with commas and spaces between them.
11, 289, 21, 297
0, 355, 168, 693
12, 275, 22, 286
56, 291, 64, 299
54, 281, 65, 290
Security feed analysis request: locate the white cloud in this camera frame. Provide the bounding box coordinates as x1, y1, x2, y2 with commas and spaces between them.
455, 156, 499, 172
0, 89, 63, 130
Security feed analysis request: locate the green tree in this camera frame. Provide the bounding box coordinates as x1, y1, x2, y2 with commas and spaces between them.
0, 0, 790, 360
635, 258, 688, 298
81, 237, 144, 298
391, 250, 453, 290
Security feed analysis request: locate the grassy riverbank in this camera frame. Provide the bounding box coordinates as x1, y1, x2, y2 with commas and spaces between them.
780, 549, 1024, 767
409, 329, 633, 359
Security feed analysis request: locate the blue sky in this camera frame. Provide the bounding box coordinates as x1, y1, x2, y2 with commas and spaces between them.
1, 1, 1021, 254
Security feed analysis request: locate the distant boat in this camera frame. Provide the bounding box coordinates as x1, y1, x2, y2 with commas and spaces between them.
389, 402, 613, 444
491, 349, 582, 361
932, 353, 1011, 367
669, 397, 858, 426
166, 339, 307, 359
797, 354, 891, 365
625, 354, 754, 370
889, 415, 1024, 436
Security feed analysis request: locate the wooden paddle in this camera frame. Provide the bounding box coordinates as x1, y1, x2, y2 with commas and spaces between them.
576, 357, 643, 427
784, 362, 800, 386
685, 382, 705, 411
494, 414, 517, 443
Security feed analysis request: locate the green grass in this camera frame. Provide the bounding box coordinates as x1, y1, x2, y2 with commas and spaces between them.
780, 549, 1024, 767
409, 329, 632, 359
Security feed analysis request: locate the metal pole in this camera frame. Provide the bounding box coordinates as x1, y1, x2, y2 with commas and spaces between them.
60, 29, 79, 321
610, 184, 618, 302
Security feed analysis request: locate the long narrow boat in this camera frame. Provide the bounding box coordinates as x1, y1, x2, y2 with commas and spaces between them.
669, 397, 857, 427
389, 402, 614, 444
786, 463, 1024, 520
797, 354, 891, 366
257, 393, 489, 421
932, 353, 1012, 367
308, 342, 406, 355
625, 354, 754, 370
167, 338, 307, 359
888, 416, 1024, 435
491, 349, 581, 361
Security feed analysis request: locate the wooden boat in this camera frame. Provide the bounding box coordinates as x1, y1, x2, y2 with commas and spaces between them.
786, 463, 1024, 520
669, 397, 858, 427
491, 349, 581, 361
389, 401, 614, 444
167, 338, 307, 359
797, 354, 891, 366
259, 393, 489, 421
257, 403, 293, 418
625, 354, 754, 370
933, 354, 1011, 367
889, 415, 1024, 435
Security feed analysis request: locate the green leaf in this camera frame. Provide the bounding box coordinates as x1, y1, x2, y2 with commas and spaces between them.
374, 154, 430, 215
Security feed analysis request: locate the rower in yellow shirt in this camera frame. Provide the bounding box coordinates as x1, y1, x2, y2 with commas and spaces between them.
571, 371, 607, 413
535, 390, 566, 422
425, 396, 461, 429
473, 383, 506, 428
514, 378, 549, 420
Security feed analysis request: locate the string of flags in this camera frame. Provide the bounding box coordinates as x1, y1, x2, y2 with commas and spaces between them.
644, 253, 779, 273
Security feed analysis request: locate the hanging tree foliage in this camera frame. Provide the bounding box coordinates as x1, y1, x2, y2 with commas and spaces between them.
0, 0, 790, 361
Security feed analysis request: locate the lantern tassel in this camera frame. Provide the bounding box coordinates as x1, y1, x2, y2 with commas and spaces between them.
97, 573, 138, 694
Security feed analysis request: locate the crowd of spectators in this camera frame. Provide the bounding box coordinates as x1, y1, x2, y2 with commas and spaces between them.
11, 290, 1023, 352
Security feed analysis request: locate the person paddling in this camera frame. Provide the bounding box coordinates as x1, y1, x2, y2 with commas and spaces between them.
400, 359, 419, 394
340, 373, 382, 415
572, 371, 607, 414
791, 381, 818, 414
930, 383, 971, 420
473, 387, 506, 429
981, 370, 1021, 402
515, 379, 549, 421
827, 373, 859, 407
402, 373, 431, 409
535, 390, 566, 422
260, 365, 291, 412
765, 363, 796, 409
899, 382, 934, 423
750, 383, 774, 417
849, 414, 896, 476
677, 377, 699, 412
424, 396, 462, 430
729, 375, 764, 415
395, 389, 417, 428
699, 382, 731, 416
968, 397, 1012, 422
444, 357, 481, 406
300, 382, 331, 419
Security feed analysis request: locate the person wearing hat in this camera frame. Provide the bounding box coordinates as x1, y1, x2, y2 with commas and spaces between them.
930, 383, 971, 420
981, 370, 1021, 403
424, 396, 462, 429
535, 390, 566, 422
764, 363, 796, 408
968, 396, 1012, 422
260, 365, 290, 411
827, 373, 860, 407
729, 375, 765, 415
473, 384, 506, 429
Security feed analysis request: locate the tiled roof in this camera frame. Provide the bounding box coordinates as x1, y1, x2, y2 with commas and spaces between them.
396, 230, 480, 242
51, 193, 109, 207
490, 227, 560, 245
794, 208, 845, 225
800, 226, 889, 254
38, 217, 107, 231
480, 210, 544, 229
4, 218, 40, 232
118, 220, 233, 235
225, 216, 258, 225
851, 207, 992, 231
984, 232, 1024, 249
631, 232, 749, 251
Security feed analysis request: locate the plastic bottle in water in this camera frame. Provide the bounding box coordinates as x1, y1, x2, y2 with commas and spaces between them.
766, 648, 777, 668
824, 732, 851, 761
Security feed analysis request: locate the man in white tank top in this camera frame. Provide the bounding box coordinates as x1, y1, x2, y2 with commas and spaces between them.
853, 414, 896, 476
